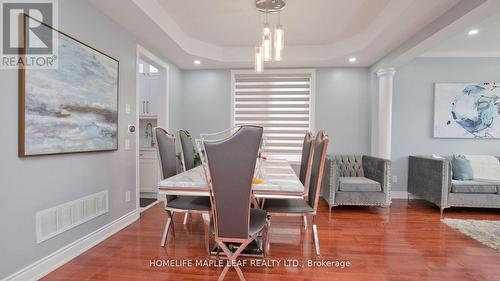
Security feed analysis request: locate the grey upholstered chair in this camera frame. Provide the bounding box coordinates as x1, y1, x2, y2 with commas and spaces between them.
202, 125, 269, 281
299, 132, 314, 194
408, 156, 500, 214
263, 131, 329, 256
178, 129, 197, 225
298, 132, 314, 228
154, 128, 211, 252
321, 155, 391, 213
179, 130, 196, 171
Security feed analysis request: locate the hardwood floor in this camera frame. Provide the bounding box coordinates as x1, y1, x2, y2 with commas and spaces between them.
43, 200, 499, 281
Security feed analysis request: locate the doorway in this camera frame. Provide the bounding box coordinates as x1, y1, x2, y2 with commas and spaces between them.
135, 46, 170, 213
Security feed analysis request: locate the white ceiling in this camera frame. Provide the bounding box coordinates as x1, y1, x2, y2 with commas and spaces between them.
421, 12, 500, 57
157, 0, 393, 46
89, 0, 468, 69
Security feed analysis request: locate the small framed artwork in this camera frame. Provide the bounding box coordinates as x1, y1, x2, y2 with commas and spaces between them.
19, 14, 119, 157
434, 83, 500, 139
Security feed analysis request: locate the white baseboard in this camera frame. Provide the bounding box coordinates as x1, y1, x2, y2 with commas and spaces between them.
140, 200, 160, 213
391, 191, 420, 200
139, 192, 158, 199
2, 209, 139, 281
391, 191, 408, 199
157, 193, 165, 201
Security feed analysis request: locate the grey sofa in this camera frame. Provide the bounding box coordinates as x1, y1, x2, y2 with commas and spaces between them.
408, 156, 500, 213
321, 155, 392, 213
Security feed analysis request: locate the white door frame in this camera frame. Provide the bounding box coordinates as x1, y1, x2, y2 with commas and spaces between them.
135, 45, 170, 212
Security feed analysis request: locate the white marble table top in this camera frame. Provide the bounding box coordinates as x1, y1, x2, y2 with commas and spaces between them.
158, 159, 304, 199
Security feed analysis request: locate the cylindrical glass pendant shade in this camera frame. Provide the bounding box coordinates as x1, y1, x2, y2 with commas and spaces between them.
255, 46, 263, 72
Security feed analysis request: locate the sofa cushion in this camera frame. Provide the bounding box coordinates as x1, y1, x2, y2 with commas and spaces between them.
452, 154, 474, 180
339, 177, 381, 192
465, 155, 500, 181
451, 180, 499, 194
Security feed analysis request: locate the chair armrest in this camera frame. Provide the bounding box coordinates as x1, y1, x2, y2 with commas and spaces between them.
362, 155, 390, 193
321, 156, 339, 207
407, 156, 450, 210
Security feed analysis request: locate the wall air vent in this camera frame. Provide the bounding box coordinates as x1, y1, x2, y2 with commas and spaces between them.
36, 190, 109, 243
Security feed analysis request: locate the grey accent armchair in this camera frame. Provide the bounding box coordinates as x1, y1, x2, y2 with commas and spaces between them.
321, 155, 391, 212
408, 156, 500, 214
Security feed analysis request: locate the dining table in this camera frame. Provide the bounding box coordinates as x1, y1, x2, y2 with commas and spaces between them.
157, 159, 304, 256
158, 159, 304, 199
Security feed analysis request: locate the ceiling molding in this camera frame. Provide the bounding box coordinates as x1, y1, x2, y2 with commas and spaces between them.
90, 0, 482, 69
371, 0, 495, 72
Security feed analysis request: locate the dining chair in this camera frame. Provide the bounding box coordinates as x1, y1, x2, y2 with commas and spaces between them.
299, 132, 315, 189
298, 132, 314, 228
179, 130, 196, 171
179, 129, 197, 224
154, 127, 211, 253
263, 130, 329, 256
201, 125, 269, 281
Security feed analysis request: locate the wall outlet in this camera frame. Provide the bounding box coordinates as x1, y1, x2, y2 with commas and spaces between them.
392, 176, 398, 183
125, 139, 130, 150
125, 191, 131, 202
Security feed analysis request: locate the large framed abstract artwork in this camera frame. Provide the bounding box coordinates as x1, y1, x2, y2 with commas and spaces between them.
19, 17, 119, 157
434, 83, 500, 139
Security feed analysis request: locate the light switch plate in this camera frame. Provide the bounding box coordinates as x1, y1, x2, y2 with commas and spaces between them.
125, 191, 131, 202
392, 176, 398, 183
125, 104, 130, 114
125, 139, 130, 150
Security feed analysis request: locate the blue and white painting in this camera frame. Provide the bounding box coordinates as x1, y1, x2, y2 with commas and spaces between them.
22, 31, 118, 156
434, 83, 500, 138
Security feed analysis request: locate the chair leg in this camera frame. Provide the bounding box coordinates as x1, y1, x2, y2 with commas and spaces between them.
202, 213, 211, 256
303, 215, 308, 229
160, 210, 173, 247
183, 213, 189, 225
262, 218, 270, 257
217, 240, 251, 281
312, 215, 320, 256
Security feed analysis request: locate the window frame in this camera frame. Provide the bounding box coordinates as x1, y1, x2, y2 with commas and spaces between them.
230, 69, 316, 163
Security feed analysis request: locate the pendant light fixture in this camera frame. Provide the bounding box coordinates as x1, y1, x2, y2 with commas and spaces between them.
274, 11, 284, 61
254, 0, 286, 72
255, 45, 264, 72
263, 13, 272, 61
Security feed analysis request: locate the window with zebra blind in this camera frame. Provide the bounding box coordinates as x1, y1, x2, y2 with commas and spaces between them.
231, 70, 315, 162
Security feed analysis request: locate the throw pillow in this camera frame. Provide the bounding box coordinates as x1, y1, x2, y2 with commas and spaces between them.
452, 154, 474, 181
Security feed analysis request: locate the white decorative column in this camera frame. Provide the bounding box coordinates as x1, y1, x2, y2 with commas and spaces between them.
376, 68, 396, 160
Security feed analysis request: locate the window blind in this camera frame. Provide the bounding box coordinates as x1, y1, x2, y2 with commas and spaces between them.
232, 72, 313, 162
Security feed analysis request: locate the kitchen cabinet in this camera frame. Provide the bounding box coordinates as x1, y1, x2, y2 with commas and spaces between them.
139, 73, 161, 116
139, 149, 159, 193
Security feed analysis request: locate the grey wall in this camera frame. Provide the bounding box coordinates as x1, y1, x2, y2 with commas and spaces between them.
180, 70, 232, 137
180, 68, 371, 154
0, 0, 180, 278
316, 68, 371, 154
168, 64, 184, 132
391, 58, 500, 191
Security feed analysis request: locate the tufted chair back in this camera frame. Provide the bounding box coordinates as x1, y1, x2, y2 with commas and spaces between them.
334, 155, 364, 177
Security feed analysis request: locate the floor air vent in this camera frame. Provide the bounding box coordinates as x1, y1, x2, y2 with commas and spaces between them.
36, 190, 109, 243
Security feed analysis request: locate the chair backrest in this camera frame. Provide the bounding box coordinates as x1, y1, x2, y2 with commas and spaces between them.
334, 155, 364, 177
307, 131, 329, 210
154, 127, 177, 180
179, 130, 195, 171
299, 132, 314, 192
202, 125, 263, 240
